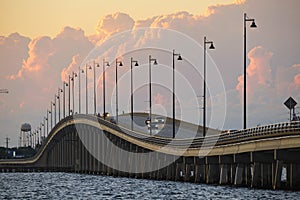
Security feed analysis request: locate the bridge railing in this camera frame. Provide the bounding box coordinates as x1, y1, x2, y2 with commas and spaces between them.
81, 114, 300, 149
217, 121, 300, 146
31, 114, 300, 153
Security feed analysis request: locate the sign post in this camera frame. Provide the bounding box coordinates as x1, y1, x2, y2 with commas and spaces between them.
284, 97, 297, 122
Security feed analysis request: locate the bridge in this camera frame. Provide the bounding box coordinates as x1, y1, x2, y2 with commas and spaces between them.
1, 113, 300, 190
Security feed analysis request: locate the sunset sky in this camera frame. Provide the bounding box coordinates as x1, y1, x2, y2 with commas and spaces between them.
1, 0, 300, 146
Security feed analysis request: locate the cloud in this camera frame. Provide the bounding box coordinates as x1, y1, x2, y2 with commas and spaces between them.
96, 12, 134, 36
61, 54, 83, 82
9, 36, 53, 80
236, 46, 273, 99
1, 0, 300, 145
294, 74, 300, 86
0, 33, 30, 79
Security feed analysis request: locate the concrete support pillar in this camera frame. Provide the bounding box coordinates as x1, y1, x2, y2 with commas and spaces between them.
234, 163, 248, 186
206, 164, 219, 184
101, 133, 107, 175
272, 160, 283, 190
251, 162, 273, 189
195, 164, 205, 183
175, 163, 184, 181
219, 164, 230, 185
251, 162, 261, 188
185, 164, 195, 182
166, 156, 176, 181
287, 163, 300, 190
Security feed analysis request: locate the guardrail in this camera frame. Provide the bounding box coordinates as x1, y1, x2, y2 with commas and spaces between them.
1, 114, 300, 164
79, 114, 300, 149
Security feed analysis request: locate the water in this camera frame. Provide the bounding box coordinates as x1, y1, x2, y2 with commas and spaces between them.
0, 173, 299, 199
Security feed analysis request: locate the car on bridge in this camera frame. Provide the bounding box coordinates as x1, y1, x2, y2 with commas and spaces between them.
154, 116, 165, 124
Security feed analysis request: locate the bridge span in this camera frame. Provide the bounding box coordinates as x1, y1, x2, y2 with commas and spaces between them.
1, 114, 300, 190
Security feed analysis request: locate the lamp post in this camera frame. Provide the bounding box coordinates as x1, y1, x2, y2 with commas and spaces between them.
149, 55, 158, 135
243, 13, 257, 129
68, 75, 72, 115
41, 122, 45, 143
49, 103, 53, 129
33, 131, 36, 148
130, 57, 139, 130
84, 64, 92, 114
78, 66, 81, 114
103, 59, 110, 119
63, 81, 68, 118
93, 61, 100, 115
72, 72, 77, 114
115, 58, 123, 123
203, 36, 215, 137
53, 100, 56, 125
36, 130, 39, 146
45, 115, 48, 137
58, 88, 62, 121
39, 126, 42, 145
30, 131, 33, 147
172, 50, 182, 138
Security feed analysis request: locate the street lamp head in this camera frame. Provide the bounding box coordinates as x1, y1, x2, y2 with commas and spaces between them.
89, 65, 92, 70
74, 73, 77, 77
96, 63, 100, 68
106, 62, 110, 67
209, 43, 215, 50
250, 21, 257, 28
119, 61, 123, 66
134, 62, 139, 67
153, 60, 158, 65
177, 55, 183, 61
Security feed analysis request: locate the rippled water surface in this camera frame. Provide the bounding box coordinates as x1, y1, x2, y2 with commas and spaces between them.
0, 173, 299, 199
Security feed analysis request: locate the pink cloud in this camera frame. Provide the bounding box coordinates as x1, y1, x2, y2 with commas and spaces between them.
294, 74, 300, 86
96, 12, 134, 35
61, 54, 83, 82
236, 46, 273, 99
9, 36, 53, 79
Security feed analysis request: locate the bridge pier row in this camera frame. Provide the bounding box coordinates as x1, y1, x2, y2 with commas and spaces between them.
233, 153, 252, 187
251, 151, 274, 189
286, 163, 300, 190
194, 157, 205, 183
251, 162, 273, 189
149, 152, 156, 180
206, 156, 220, 184
175, 157, 184, 181
165, 155, 176, 181
128, 143, 137, 178
219, 155, 234, 185
184, 157, 195, 182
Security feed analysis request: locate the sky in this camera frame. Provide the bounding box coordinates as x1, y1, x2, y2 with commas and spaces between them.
0, 0, 235, 38
0, 0, 300, 147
